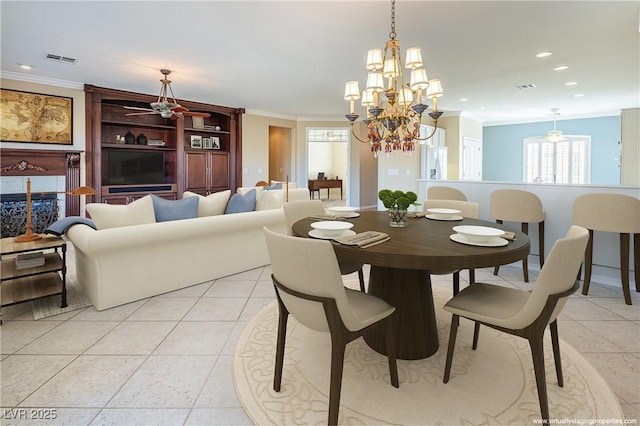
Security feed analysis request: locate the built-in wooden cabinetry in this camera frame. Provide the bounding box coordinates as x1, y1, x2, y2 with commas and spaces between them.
85, 85, 244, 204
185, 151, 229, 195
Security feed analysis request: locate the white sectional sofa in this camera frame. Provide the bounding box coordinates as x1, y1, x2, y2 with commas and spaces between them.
66, 187, 309, 310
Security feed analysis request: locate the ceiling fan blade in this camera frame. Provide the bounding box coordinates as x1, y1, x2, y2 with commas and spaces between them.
183, 111, 211, 118
123, 106, 154, 112
125, 111, 159, 116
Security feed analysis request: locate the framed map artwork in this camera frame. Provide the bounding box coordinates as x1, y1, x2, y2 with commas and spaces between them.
0, 89, 73, 145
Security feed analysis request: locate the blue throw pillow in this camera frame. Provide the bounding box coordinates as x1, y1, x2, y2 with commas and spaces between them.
263, 183, 282, 191
225, 189, 256, 214
45, 216, 96, 236
151, 194, 199, 222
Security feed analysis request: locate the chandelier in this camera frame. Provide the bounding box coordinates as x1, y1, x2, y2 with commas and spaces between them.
546, 108, 565, 143
344, 0, 444, 157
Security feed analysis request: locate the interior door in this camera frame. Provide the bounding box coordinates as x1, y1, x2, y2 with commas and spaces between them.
462, 137, 482, 181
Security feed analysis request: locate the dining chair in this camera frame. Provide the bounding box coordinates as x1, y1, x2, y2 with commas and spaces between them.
283, 200, 366, 292
573, 193, 640, 305
263, 227, 399, 425
490, 189, 546, 282
442, 225, 589, 423
422, 199, 480, 294
427, 186, 467, 201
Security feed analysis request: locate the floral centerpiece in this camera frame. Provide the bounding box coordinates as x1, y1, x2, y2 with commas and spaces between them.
378, 189, 420, 227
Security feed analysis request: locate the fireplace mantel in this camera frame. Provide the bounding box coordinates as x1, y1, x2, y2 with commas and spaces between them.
0, 148, 87, 216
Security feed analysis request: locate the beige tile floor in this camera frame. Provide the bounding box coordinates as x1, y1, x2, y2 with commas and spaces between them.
1, 261, 638, 425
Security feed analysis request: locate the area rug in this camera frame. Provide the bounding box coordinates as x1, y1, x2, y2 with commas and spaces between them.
31, 272, 91, 320
233, 287, 623, 425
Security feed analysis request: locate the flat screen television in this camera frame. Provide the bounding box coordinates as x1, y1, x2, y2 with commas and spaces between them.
105, 150, 165, 185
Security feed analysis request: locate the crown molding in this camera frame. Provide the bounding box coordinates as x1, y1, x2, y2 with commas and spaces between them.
0, 70, 84, 90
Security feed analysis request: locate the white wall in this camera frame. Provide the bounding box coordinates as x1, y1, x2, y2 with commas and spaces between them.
621, 107, 640, 186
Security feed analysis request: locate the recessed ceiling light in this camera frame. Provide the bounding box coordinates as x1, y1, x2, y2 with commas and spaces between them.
17, 63, 33, 70
536, 51, 552, 58
459, 98, 468, 102
574, 94, 584, 98
554, 65, 569, 71
565, 81, 578, 86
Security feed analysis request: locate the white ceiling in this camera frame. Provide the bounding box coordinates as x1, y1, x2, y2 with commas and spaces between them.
1, 1, 639, 125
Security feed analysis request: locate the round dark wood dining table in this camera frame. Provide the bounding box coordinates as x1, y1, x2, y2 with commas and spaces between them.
292, 211, 530, 360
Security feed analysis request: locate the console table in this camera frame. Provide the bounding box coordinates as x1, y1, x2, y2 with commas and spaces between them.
308, 179, 342, 200
1, 235, 67, 321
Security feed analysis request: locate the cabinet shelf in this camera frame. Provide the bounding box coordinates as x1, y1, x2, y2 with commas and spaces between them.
102, 120, 176, 130
101, 143, 174, 151
184, 127, 230, 134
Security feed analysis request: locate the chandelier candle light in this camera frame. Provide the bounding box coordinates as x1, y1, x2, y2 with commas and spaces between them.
344, 0, 444, 157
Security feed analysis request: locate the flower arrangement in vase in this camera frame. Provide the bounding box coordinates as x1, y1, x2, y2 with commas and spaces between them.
378, 189, 420, 227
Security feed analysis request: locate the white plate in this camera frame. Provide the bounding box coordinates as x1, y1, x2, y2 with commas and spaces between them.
310, 220, 354, 237
345, 212, 360, 218
426, 214, 463, 221
452, 225, 505, 243
450, 233, 508, 247
309, 229, 356, 240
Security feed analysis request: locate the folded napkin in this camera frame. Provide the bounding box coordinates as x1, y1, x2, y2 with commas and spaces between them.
408, 212, 426, 218
308, 214, 337, 220
501, 231, 516, 241
334, 231, 390, 248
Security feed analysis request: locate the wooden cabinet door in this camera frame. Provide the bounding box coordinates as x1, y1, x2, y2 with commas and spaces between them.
210, 153, 229, 189
185, 151, 208, 191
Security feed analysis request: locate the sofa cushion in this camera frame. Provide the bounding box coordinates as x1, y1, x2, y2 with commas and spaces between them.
86, 195, 156, 230
225, 189, 256, 214
183, 190, 231, 217
263, 183, 282, 191
151, 194, 199, 222
256, 190, 285, 211
271, 180, 297, 188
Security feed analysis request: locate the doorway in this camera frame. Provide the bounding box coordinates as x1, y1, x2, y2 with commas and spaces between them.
269, 126, 294, 184
306, 128, 350, 205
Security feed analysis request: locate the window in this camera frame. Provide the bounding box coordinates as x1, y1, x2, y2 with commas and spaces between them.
523, 136, 591, 184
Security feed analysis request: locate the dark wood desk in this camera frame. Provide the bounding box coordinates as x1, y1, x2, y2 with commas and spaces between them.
292, 211, 530, 360
308, 179, 342, 200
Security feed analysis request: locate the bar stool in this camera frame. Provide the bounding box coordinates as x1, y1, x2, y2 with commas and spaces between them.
427, 186, 467, 201
573, 193, 640, 305
490, 189, 545, 282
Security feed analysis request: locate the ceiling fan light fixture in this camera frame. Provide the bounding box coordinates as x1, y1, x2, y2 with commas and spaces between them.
546, 108, 565, 142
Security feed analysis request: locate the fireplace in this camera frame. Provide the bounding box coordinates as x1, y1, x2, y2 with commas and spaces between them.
0, 149, 87, 237
0, 193, 59, 237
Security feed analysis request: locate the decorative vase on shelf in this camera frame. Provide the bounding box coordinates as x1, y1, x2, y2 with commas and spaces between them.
136, 133, 147, 145
124, 131, 135, 144
388, 207, 408, 228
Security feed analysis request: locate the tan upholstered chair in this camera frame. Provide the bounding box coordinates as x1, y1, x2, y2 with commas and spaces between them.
573, 193, 640, 305
442, 225, 589, 423
427, 186, 467, 201
490, 189, 546, 282
423, 199, 480, 293
264, 227, 399, 425
283, 200, 366, 292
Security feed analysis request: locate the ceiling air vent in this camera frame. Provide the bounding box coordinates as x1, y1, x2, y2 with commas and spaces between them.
45, 53, 77, 65
514, 83, 536, 90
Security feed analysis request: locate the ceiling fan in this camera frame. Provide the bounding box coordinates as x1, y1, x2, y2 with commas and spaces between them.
124, 69, 210, 119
